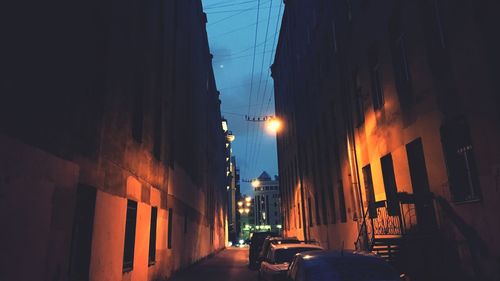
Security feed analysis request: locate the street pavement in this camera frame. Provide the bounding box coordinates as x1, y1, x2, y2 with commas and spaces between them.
168, 247, 258, 281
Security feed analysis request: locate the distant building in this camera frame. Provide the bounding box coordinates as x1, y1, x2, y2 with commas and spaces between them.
239, 194, 255, 241
253, 172, 282, 233
0, 0, 227, 280
225, 144, 241, 243
272, 1, 500, 281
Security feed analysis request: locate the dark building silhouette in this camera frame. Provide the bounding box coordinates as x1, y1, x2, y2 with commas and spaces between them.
0, 0, 227, 280
272, 1, 500, 280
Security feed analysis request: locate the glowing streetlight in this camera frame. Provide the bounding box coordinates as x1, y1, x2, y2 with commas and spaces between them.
237, 201, 243, 207
251, 179, 260, 188
265, 117, 282, 134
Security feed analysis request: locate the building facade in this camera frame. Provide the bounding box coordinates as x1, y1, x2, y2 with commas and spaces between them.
239, 195, 255, 241
0, 0, 227, 280
225, 128, 241, 244
272, 0, 500, 280
253, 172, 282, 233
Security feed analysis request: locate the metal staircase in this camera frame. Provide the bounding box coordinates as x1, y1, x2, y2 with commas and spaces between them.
371, 236, 403, 264
355, 196, 418, 265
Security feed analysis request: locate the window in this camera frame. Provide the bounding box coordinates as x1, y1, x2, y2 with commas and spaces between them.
314, 192, 321, 225
391, 33, 412, 107
368, 46, 384, 110
353, 68, 365, 126
149, 207, 158, 265
346, 0, 352, 22
433, 0, 446, 49
321, 187, 328, 225
380, 154, 400, 216
167, 208, 173, 249
69, 185, 96, 280
389, 11, 413, 108
362, 165, 376, 218
123, 200, 138, 272
440, 117, 481, 202
338, 181, 347, 222
308, 198, 314, 227
332, 19, 338, 53
327, 183, 337, 224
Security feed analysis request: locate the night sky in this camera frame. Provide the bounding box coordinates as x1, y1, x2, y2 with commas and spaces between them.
203, 0, 284, 195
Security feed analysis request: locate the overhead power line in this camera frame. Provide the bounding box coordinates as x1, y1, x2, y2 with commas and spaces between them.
206, 4, 279, 14
207, 0, 269, 26
250, 0, 283, 172
204, 0, 258, 10
249, 0, 274, 171
244, 0, 262, 173
209, 20, 266, 39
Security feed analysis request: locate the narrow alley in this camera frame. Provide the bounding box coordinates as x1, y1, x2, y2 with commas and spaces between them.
1, 0, 500, 281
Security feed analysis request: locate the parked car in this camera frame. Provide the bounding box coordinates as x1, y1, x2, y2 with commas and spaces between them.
287, 250, 403, 281
258, 236, 300, 265
259, 243, 324, 281
249, 232, 279, 269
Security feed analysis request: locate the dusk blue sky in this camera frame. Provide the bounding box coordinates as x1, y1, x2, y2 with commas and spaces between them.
202, 0, 284, 195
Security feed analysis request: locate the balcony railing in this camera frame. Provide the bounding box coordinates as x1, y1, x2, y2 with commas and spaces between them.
355, 193, 418, 251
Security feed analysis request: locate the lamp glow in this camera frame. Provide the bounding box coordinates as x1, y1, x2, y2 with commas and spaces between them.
251, 179, 260, 188
265, 117, 282, 134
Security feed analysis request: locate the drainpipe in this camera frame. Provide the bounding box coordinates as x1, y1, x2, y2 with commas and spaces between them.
340, 60, 367, 248
298, 142, 309, 242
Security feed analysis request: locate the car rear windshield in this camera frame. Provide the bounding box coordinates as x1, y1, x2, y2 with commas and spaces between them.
306, 259, 399, 281
274, 248, 319, 264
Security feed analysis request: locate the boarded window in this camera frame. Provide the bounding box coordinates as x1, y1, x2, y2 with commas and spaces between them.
381, 154, 400, 216
149, 207, 158, 265
69, 185, 96, 281
167, 208, 173, 249
123, 200, 138, 272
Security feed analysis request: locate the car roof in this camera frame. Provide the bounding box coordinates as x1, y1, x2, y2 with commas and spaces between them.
251, 232, 278, 239
268, 236, 298, 241
295, 250, 390, 267
271, 243, 324, 250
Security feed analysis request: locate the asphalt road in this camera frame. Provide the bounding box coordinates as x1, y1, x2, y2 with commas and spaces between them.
168, 248, 258, 281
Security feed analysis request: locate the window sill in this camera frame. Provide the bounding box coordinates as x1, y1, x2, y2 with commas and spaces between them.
148, 261, 156, 267
123, 266, 133, 273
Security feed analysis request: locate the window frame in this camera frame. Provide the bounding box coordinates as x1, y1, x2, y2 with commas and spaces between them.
148, 206, 158, 266
123, 200, 138, 272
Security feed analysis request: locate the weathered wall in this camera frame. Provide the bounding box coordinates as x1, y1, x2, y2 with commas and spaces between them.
273, 0, 500, 280
0, 135, 80, 281
0, 0, 227, 279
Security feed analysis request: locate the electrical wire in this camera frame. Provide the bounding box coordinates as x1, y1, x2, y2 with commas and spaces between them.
244, 0, 261, 178
204, 0, 258, 10
248, 0, 273, 172
250, 0, 283, 173
207, 0, 269, 26
206, 4, 279, 14
209, 20, 265, 39
213, 49, 274, 63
